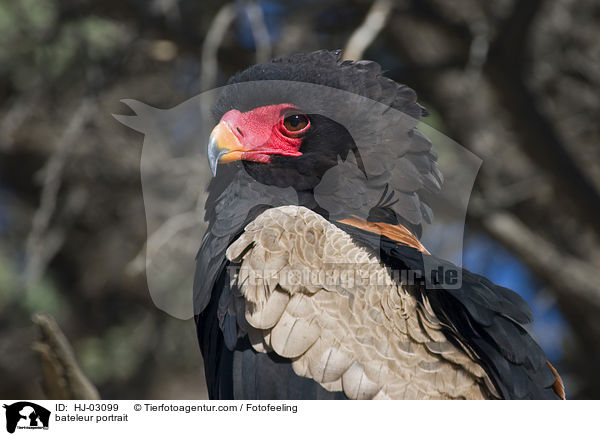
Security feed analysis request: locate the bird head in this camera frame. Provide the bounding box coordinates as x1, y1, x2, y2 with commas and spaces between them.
205, 49, 442, 230
208, 101, 360, 190
208, 104, 307, 171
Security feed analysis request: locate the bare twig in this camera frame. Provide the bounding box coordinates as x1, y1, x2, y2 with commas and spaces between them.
200, 3, 237, 92
126, 210, 203, 275
0, 95, 39, 151
464, 20, 489, 84
245, 1, 272, 64
23, 99, 95, 285
343, 0, 394, 61
32, 314, 101, 400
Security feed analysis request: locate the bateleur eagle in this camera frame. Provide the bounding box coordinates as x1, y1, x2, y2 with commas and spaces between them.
194, 50, 565, 400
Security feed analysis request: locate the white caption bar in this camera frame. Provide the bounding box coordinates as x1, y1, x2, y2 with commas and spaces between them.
1, 400, 595, 436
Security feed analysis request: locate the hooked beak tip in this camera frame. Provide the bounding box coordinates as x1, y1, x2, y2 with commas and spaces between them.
207, 121, 245, 177
207, 134, 225, 177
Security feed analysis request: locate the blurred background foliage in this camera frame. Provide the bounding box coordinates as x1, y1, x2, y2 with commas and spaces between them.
1, 0, 599, 399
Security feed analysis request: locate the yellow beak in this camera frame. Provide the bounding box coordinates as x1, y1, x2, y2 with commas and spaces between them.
207, 121, 246, 176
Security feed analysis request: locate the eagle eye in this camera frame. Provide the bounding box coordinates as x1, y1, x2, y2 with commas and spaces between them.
282, 114, 309, 135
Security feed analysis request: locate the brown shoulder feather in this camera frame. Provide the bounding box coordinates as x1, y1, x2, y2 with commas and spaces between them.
546, 360, 566, 399
337, 216, 430, 254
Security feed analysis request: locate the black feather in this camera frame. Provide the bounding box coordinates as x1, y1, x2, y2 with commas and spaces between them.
335, 222, 562, 400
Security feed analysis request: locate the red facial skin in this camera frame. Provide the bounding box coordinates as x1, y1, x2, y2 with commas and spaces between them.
220, 104, 309, 164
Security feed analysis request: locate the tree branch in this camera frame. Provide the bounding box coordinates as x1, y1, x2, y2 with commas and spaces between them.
32, 314, 100, 400
481, 212, 600, 309
23, 99, 95, 286
245, 1, 272, 64
343, 0, 394, 61
200, 3, 237, 92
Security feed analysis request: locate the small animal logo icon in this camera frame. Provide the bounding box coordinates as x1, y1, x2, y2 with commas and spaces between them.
3, 402, 50, 434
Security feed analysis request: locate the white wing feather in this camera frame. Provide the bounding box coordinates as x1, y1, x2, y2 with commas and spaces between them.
226, 206, 492, 399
